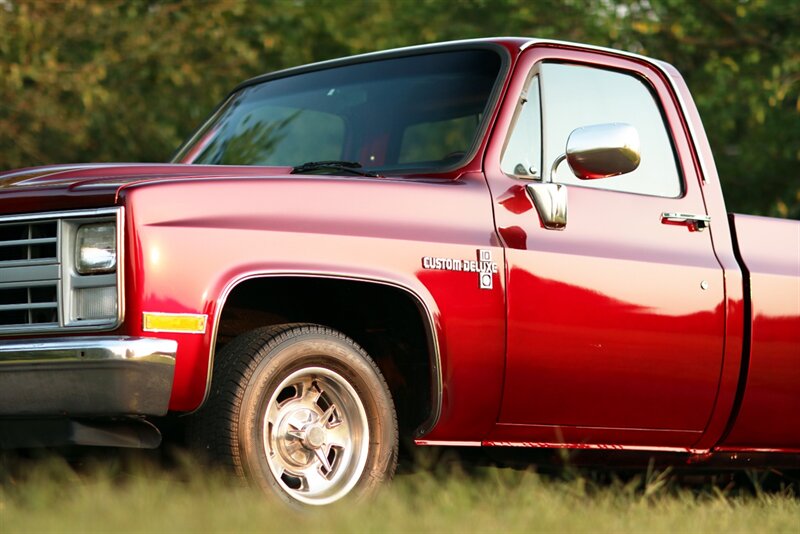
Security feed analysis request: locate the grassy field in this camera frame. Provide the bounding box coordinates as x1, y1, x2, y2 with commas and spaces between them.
1, 447, 798, 533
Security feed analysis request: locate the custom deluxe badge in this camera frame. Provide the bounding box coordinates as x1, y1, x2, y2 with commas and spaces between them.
422, 249, 499, 289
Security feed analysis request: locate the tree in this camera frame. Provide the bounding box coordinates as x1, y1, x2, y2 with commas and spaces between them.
601, 0, 800, 217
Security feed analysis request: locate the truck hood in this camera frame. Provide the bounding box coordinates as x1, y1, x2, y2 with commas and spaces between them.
0, 163, 294, 215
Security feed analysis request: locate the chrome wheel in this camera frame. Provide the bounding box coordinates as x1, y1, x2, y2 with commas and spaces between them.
194, 324, 397, 507
263, 366, 369, 505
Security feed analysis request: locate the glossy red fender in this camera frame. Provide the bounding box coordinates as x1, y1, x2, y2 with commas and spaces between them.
116, 171, 507, 441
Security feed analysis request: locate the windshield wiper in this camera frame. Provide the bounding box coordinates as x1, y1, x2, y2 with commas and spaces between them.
290, 160, 382, 177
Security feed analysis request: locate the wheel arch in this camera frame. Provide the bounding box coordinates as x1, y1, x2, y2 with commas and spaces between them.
202, 271, 442, 438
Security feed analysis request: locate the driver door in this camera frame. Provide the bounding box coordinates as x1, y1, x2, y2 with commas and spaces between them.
485, 50, 725, 447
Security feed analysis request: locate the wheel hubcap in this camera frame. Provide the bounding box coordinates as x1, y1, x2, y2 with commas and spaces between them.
303, 425, 326, 449
263, 367, 369, 505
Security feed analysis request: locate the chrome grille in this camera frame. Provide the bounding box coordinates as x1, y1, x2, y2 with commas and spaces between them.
0, 218, 60, 330
0, 283, 59, 327
0, 221, 57, 264
0, 208, 122, 335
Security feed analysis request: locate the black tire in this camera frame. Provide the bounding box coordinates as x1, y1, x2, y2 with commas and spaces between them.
192, 323, 398, 506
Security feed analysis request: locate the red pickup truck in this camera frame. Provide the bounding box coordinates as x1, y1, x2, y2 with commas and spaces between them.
1, 38, 798, 506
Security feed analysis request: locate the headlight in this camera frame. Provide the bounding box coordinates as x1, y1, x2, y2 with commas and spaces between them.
75, 223, 117, 274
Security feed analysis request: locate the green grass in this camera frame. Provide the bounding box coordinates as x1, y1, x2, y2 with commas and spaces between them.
0, 448, 797, 533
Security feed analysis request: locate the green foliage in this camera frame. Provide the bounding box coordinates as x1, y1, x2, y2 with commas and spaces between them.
1, 0, 797, 217
601, 0, 800, 217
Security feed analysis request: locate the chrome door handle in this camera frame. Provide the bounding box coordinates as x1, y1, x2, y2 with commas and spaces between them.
661, 212, 711, 232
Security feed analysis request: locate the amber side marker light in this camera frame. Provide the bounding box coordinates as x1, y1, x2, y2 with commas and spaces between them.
143, 312, 208, 334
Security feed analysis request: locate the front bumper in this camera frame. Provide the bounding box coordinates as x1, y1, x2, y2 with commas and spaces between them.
0, 337, 176, 416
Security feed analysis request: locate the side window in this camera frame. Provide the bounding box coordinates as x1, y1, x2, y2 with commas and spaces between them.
541, 63, 682, 197
501, 77, 541, 179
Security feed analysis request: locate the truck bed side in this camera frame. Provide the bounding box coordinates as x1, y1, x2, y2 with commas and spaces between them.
720, 214, 800, 451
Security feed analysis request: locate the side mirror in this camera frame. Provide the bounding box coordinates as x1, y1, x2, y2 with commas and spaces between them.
528, 123, 640, 231
564, 122, 641, 180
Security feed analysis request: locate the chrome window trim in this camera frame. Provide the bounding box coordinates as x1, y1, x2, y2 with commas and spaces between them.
500, 71, 543, 181
0, 207, 125, 336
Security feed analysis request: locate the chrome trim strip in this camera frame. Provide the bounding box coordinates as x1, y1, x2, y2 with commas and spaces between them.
0, 207, 121, 224
0, 302, 58, 311
0, 237, 58, 247
482, 440, 707, 454
519, 38, 712, 185
414, 440, 482, 447
0, 336, 176, 365
199, 271, 443, 436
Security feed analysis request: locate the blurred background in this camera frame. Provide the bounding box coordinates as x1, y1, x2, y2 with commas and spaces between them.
1, 0, 797, 217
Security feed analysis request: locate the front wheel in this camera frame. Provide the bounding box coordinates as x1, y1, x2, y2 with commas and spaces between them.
192, 324, 398, 507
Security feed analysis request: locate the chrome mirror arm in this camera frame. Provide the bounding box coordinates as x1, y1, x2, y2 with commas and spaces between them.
547, 153, 567, 184
528, 153, 568, 231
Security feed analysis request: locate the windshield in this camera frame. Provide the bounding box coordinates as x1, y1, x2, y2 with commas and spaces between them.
173, 49, 503, 174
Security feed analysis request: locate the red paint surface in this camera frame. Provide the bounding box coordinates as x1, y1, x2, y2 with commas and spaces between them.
721, 215, 800, 449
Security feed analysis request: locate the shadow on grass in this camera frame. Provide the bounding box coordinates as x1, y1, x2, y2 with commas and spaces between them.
398, 440, 799, 499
